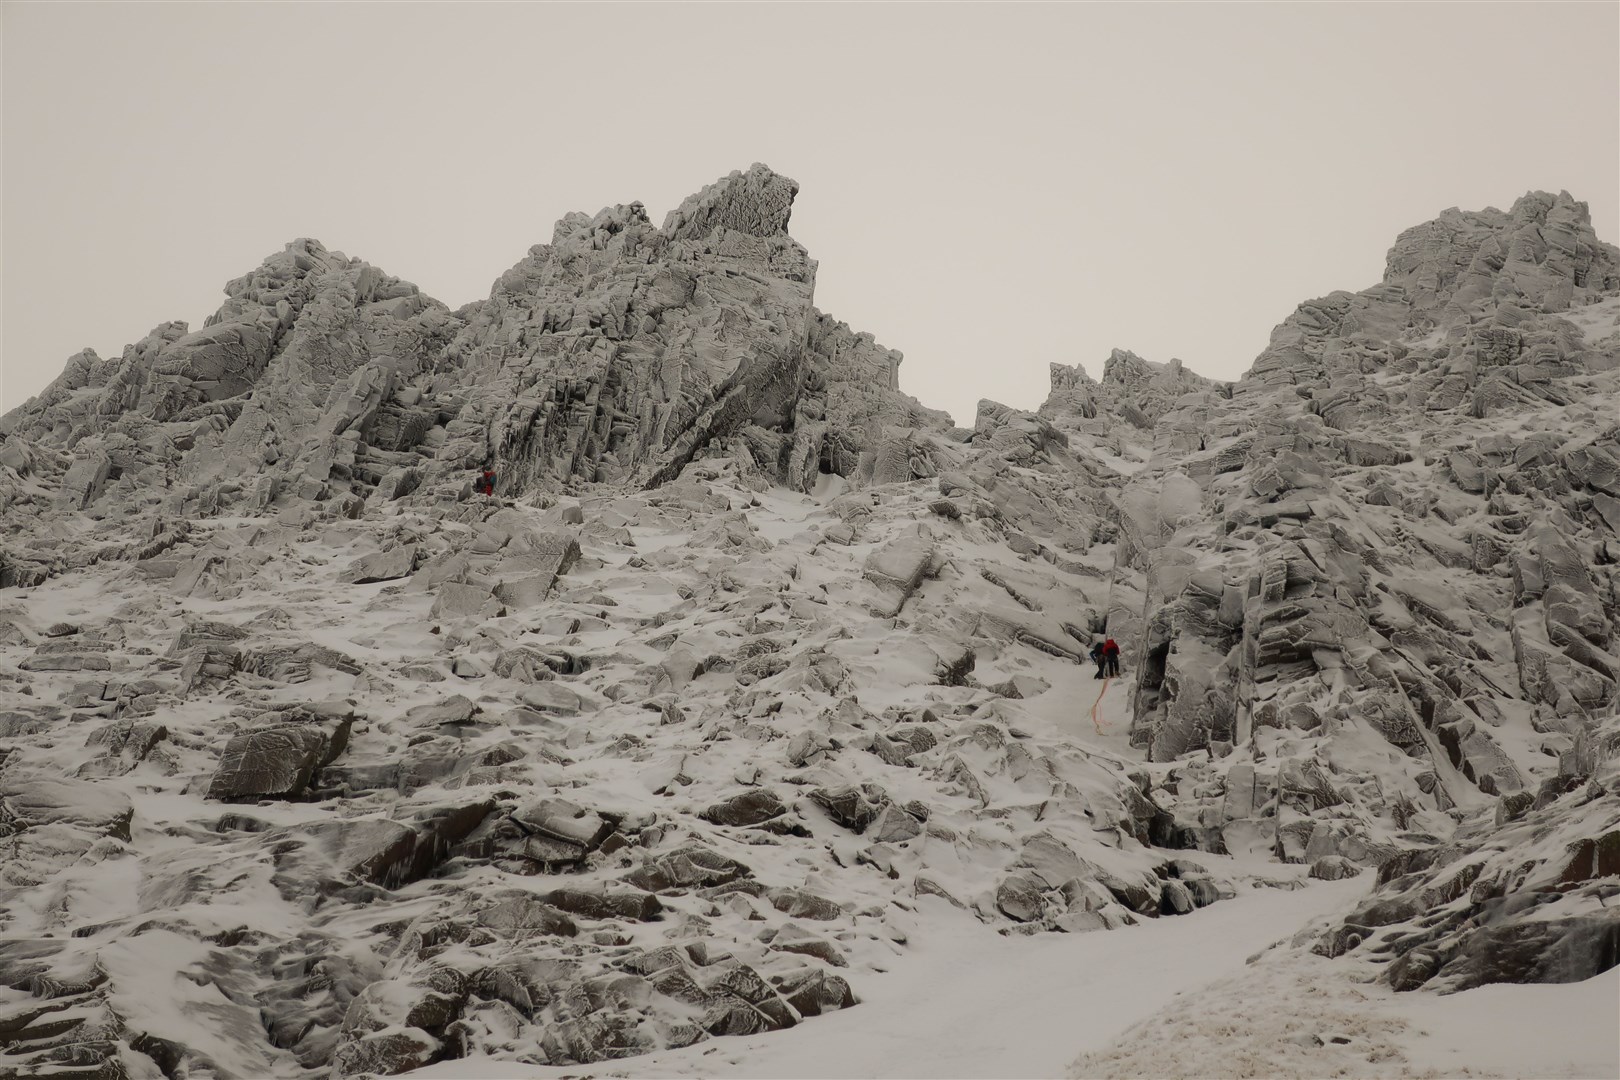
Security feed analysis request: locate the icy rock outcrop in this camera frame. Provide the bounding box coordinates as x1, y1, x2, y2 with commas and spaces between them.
1245, 191, 1620, 394
0, 165, 950, 556
1310, 710, 1620, 993
2, 240, 458, 505
1028, 193, 1620, 884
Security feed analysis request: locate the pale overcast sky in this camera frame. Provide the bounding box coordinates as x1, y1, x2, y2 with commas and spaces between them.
3, 3, 1617, 425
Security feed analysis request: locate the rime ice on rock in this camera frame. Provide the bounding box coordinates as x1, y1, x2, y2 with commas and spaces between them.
0, 165, 947, 543
2, 175, 1620, 1077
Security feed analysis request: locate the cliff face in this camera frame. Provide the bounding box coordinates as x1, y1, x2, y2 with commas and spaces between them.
1031, 190, 1620, 993
1080, 190, 1620, 767
1, 175, 1618, 1077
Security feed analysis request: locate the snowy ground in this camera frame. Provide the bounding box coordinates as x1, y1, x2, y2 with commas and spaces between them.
408, 866, 1618, 1080
408, 877, 1366, 1080
13, 477, 1615, 1080
8, 436, 1618, 1079
1072, 943, 1619, 1080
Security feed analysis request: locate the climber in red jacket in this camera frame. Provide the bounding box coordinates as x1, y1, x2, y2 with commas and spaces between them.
1103, 637, 1121, 677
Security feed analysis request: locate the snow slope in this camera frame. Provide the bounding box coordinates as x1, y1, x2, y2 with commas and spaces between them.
410, 876, 1367, 1080
1071, 945, 1619, 1080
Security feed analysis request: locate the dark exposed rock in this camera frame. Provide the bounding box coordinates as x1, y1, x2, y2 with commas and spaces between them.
1558, 832, 1620, 884
623, 846, 751, 893
701, 789, 789, 828
1158, 879, 1195, 915
869, 725, 938, 766
546, 888, 664, 922
770, 967, 858, 1017
206, 710, 353, 801
1387, 948, 1443, 992
995, 872, 1047, 922
1429, 918, 1620, 993
475, 894, 580, 937
809, 783, 893, 833
764, 887, 844, 921
78, 719, 168, 777
272, 799, 493, 890
1097, 869, 1160, 917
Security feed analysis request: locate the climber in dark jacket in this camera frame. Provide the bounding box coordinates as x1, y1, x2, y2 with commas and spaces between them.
1090, 641, 1107, 680
1103, 637, 1122, 677
475, 466, 496, 497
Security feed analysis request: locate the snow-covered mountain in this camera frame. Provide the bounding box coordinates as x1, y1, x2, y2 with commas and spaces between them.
2, 167, 1617, 1079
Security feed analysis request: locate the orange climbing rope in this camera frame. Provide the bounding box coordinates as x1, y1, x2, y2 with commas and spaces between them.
1091, 676, 1112, 733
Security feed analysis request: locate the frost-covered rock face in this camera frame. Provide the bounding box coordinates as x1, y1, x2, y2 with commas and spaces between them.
2, 177, 1619, 1077
3, 240, 461, 506
1, 164, 949, 536
1028, 190, 1620, 967
1246, 190, 1620, 394
1307, 712, 1620, 994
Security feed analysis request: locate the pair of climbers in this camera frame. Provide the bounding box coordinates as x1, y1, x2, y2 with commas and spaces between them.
473, 465, 497, 498
1090, 637, 1122, 679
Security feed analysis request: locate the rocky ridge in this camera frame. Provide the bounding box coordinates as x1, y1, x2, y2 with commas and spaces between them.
1036, 189, 1620, 997
2, 172, 1618, 1077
